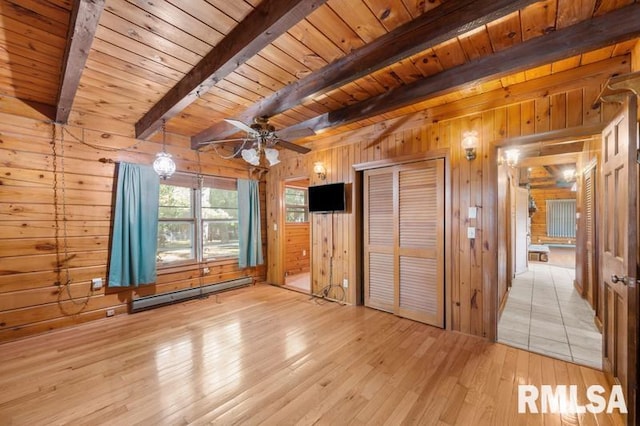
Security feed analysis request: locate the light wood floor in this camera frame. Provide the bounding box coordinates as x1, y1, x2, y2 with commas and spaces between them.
0, 284, 624, 425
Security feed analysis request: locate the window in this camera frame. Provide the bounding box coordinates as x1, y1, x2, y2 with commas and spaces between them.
285, 187, 308, 223
158, 185, 195, 263
157, 175, 239, 265
546, 199, 576, 238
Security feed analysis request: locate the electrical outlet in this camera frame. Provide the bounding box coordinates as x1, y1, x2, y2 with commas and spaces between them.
343, 278, 348, 288
91, 277, 103, 291
467, 227, 476, 239
203, 267, 210, 275
106, 309, 115, 317
302, 249, 306, 256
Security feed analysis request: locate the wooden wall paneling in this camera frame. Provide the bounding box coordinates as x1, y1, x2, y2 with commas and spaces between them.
520, 100, 536, 135
0, 111, 265, 343
535, 96, 551, 133
454, 118, 470, 334
508, 104, 522, 138
284, 224, 311, 275
567, 89, 584, 127
445, 119, 461, 331
469, 114, 484, 336
584, 84, 603, 124
551, 92, 568, 130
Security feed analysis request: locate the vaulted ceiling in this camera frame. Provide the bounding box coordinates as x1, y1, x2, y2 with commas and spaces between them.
1, 0, 639, 151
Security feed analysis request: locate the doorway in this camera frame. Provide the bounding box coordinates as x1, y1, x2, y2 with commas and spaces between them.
496, 144, 602, 369
282, 178, 311, 293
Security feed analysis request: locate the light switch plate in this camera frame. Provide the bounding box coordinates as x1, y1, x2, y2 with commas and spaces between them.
468, 207, 477, 219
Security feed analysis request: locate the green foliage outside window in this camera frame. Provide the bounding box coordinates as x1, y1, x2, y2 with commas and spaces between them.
285, 187, 308, 223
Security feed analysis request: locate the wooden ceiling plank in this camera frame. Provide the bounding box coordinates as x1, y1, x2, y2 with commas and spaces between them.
327, 0, 387, 43
400, 0, 443, 19
56, 0, 105, 123
458, 27, 494, 61
278, 5, 640, 137
287, 19, 344, 64
94, 26, 193, 73
556, 0, 596, 29
305, 5, 365, 54
2, 0, 69, 36
486, 11, 522, 52
104, 0, 212, 57
192, 0, 538, 146
128, 0, 224, 47
520, 0, 557, 42
517, 152, 580, 168
363, 0, 413, 32
99, 10, 202, 66
90, 37, 183, 81
135, 0, 328, 140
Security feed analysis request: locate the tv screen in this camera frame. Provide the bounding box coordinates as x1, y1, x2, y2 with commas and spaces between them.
308, 182, 346, 213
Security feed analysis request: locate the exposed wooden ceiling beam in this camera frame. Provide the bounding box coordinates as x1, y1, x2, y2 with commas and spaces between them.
135, 0, 328, 140
191, 0, 538, 147
56, 0, 105, 123
304, 56, 625, 153
277, 3, 640, 139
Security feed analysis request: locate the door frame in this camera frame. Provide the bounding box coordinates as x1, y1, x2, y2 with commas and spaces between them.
273, 175, 311, 286
354, 148, 452, 330
490, 125, 605, 342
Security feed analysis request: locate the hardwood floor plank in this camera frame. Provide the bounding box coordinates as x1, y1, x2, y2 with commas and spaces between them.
0, 284, 625, 425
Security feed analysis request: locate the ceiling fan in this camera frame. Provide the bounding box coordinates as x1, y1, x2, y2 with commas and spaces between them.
197, 116, 313, 167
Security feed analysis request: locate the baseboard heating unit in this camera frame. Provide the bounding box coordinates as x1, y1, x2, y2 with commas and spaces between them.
130, 277, 253, 313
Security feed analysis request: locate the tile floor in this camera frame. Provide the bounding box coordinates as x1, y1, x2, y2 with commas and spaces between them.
498, 262, 602, 369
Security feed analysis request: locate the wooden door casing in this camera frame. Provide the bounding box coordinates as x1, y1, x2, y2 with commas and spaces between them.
599, 95, 638, 425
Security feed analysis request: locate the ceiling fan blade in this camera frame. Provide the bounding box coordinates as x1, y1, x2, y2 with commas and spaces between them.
197, 137, 248, 146
224, 118, 257, 135
277, 127, 316, 140
276, 139, 311, 154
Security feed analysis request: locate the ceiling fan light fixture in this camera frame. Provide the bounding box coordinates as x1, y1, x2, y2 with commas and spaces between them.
264, 148, 280, 166
241, 148, 260, 166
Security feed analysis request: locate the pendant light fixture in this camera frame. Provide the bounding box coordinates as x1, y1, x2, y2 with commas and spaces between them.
153, 119, 176, 179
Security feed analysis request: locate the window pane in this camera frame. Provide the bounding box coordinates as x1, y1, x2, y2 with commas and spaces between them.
157, 222, 195, 263
202, 220, 239, 258
285, 187, 306, 206
286, 211, 307, 223
159, 185, 193, 218
202, 187, 239, 259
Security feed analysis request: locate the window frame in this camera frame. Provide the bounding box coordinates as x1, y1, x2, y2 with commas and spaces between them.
157, 174, 239, 268
284, 186, 309, 223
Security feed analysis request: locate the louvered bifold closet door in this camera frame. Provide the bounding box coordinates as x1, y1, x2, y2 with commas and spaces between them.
397, 160, 444, 327
364, 169, 395, 313
364, 160, 445, 327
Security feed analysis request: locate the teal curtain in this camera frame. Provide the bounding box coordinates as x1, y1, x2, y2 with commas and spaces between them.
237, 179, 263, 268
108, 162, 160, 287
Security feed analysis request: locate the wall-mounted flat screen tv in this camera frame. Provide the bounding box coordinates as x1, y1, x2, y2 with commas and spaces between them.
308, 182, 346, 213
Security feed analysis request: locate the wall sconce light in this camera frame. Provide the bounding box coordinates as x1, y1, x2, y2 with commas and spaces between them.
462, 130, 478, 160
502, 148, 520, 167
313, 161, 326, 180
563, 168, 575, 182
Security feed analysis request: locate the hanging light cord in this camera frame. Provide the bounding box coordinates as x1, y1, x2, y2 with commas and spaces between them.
209, 138, 251, 160
51, 123, 92, 311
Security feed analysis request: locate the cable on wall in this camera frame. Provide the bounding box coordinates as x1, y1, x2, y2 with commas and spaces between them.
312, 211, 345, 305
51, 123, 92, 313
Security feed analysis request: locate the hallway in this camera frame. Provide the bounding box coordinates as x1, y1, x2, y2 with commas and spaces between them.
498, 263, 602, 369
